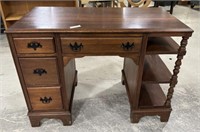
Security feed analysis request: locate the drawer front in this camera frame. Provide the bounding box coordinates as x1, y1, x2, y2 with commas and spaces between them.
61, 37, 142, 54
27, 87, 63, 110
19, 58, 59, 87
13, 38, 55, 54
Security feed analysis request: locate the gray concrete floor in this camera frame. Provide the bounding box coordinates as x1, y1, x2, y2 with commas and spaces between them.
0, 5, 200, 132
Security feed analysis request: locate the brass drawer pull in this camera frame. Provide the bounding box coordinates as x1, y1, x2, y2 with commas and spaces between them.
121, 42, 135, 51
40, 97, 52, 104
33, 68, 47, 76
69, 42, 83, 52
27, 42, 42, 50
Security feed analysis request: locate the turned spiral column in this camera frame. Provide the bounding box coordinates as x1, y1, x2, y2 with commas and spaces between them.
165, 36, 189, 107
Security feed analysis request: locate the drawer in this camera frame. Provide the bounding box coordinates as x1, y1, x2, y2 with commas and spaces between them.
13, 37, 55, 54
19, 58, 59, 87
61, 37, 142, 54
27, 87, 63, 111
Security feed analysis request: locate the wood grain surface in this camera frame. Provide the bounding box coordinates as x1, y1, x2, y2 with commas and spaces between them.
6, 7, 193, 34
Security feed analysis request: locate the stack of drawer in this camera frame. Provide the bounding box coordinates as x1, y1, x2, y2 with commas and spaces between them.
13, 36, 63, 111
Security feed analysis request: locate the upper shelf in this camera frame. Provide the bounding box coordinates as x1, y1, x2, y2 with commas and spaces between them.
146, 37, 179, 54
5, 13, 24, 21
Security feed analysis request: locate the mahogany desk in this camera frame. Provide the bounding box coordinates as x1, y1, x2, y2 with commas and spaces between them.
6, 7, 193, 127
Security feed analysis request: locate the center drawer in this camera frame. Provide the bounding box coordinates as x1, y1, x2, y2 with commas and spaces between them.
19, 58, 59, 87
61, 37, 142, 54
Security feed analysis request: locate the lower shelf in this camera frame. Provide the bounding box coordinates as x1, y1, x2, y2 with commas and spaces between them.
131, 83, 172, 123
139, 83, 166, 108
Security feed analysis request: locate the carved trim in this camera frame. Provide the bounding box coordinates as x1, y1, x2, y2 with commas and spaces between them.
127, 0, 151, 7
63, 57, 73, 66
165, 36, 189, 107
63, 55, 85, 66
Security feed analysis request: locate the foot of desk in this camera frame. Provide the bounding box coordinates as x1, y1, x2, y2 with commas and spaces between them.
28, 111, 72, 127
130, 108, 172, 123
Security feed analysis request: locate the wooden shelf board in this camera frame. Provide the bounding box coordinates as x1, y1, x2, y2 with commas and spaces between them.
142, 55, 172, 83
139, 83, 166, 108
146, 37, 179, 54
5, 13, 24, 21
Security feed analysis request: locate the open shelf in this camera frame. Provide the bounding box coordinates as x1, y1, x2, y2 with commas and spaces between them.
139, 83, 166, 108
5, 13, 24, 21
142, 55, 172, 83
0, 1, 76, 29
146, 37, 179, 54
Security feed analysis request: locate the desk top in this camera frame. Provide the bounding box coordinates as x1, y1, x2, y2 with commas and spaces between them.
7, 7, 193, 34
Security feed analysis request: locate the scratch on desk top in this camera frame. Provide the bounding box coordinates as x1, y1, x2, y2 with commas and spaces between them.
70, 25, 81, 29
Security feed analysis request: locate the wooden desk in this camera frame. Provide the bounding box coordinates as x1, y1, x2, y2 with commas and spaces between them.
6, 7, 193, 127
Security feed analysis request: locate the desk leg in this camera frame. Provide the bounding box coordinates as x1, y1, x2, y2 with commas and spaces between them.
165, 36, 189, 107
